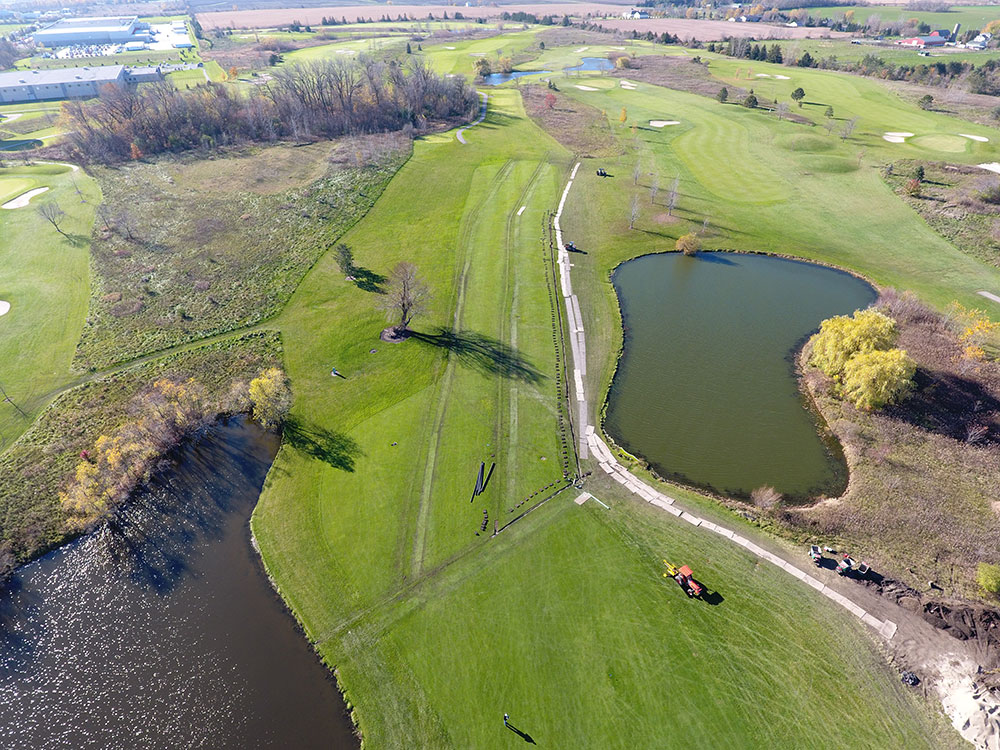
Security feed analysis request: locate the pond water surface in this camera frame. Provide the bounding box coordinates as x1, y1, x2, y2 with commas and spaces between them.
604, 252, 876, 500
0, 418, 358, 749
564, 57, 614, 72
482, 70, 551, 85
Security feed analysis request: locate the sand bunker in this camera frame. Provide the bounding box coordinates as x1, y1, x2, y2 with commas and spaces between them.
755, 73, 771, 78
575, 85, 598, 91
444, 46, 456, 49
0, 301, 9, 317
960, 133, 989, 142
575, 46, 589, 52
980, 163, 1000, 174
649, 120, 680, 127
774, 74, 791, 80
1, 186, 48, 209
620, 80, 637, 89
883, 131, 914, 143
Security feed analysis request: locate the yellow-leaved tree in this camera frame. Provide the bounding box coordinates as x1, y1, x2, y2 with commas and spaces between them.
841, 348, 915, 411
249, 368, 292, 430
809, 308, 897, 376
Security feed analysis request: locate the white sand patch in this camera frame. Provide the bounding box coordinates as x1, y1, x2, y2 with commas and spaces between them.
1, 113, 23, 123
620, 80, 637, 89
979, 162, 1000, 174
444, 46, 456, 49
575, 46, 589, 52
960, 133, 989, 142
774, 74, 791, 79
649, 120, 681, 127
883, 135, 907, 143
575, 84, 598, 91
0, 301, 9, 317
1, 186, 48, 209
755, 73, 771, 77
335, 49, 356, 55
933, 656, 1000, 750
885, 131, 914, 137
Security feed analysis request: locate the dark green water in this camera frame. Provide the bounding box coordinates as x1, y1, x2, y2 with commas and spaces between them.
605, 252, 876, 500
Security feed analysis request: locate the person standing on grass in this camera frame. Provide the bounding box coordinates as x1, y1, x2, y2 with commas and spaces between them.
503, 713, 509, 727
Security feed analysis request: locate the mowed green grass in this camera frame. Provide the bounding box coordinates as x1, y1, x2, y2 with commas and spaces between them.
252, 84, 957, 747
0, 163, 97, 448
556, 52, 1000, 314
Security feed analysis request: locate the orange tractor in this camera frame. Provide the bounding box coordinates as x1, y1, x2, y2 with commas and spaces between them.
662, 560, 704, 599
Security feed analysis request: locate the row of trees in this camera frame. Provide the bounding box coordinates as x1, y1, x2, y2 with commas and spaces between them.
62, 57, 478, 164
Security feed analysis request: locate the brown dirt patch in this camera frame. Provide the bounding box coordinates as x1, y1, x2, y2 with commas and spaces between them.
610, 54, 721, 98
652, 212, 680, 225
520, 85, 622, 159
592, 17, 850, 41
790, 290, 1000, 600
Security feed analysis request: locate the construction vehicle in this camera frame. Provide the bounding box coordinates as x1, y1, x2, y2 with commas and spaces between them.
663, 560, 704, 598
809, 545, 823, 567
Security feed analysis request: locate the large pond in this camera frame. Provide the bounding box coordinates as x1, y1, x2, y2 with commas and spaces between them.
0, 418, 358, 749
604, 252, 876, 500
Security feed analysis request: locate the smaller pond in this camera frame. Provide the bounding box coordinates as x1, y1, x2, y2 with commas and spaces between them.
605, 252, 876, 501
482, 70, 551, 85
564, 57, 614, 72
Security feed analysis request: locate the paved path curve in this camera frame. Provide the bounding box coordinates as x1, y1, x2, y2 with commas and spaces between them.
551, 162, 898, 640
456, 92, 488, 145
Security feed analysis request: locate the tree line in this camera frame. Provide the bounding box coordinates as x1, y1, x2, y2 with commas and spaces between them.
61, 57, 479, 164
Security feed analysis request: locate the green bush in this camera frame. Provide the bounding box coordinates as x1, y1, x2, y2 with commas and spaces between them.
977, 562, 1000, 596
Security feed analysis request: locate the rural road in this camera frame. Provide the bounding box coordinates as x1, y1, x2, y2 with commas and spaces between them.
554, 163, 1000, 749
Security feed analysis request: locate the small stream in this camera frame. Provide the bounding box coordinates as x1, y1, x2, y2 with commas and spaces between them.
0, 418, 358, 749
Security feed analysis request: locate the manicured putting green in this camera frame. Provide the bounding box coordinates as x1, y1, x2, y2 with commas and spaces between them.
0, 178, 34, 204
913, 134, 969, 153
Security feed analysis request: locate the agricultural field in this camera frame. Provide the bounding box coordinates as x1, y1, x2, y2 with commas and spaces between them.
794, 4, 1000, 32
771, 36, 1000, 66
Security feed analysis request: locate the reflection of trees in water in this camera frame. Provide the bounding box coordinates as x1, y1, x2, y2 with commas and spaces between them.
88, 419, 277, 594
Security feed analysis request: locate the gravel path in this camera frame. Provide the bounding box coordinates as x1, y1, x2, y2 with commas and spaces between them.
456, 92, 488, 145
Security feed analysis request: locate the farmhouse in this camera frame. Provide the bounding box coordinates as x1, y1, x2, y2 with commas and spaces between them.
0, 65, 125, 103
33, 16, 149, 47
620, 9, 650, 20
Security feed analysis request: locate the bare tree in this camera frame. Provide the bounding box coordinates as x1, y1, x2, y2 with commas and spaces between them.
36, 202, 68, 236
96, 202, 114, 232
632, 161, 640, 186
629, 194, 639, 230
776, 101, 790, 121
667, 177, 680, 217
380, 262, 430, 334
700, 216, 710, 235
823, 116, 837, 136
650, 174, 659, 205
840, 116, 858, 141
114, 208, 139, 241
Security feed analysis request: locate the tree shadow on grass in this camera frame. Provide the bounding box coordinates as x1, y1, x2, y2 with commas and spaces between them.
350, 265, 387, 294
63, 232, 91, 248
282, 417, 361, 472
410, 327, 546, 384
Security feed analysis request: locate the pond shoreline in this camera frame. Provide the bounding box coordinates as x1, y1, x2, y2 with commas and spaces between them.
598, 247, 881, 507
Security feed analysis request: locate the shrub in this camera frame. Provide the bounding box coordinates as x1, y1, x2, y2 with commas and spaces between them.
743, 93, 758, 108
841, 348, 915, 411
976, 179, 1000, 205
903, 178, 921, 197
249, 368, 292, 430
917, 94, 933, 110
716, 87, 728, 103
810, 309, 898, 376
675, 233, 701, 255
751, 485, 782, 509
977, 562, 1000, 597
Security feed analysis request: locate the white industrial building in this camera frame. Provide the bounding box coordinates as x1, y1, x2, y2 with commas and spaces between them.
0, 65, 126, 103
33, 16, 148, 47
